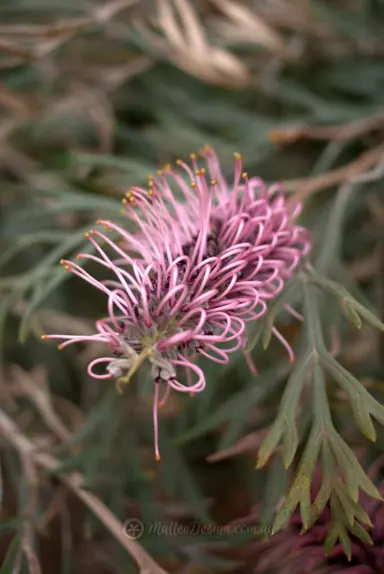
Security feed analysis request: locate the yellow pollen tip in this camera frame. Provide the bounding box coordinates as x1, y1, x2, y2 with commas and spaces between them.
148, 180, 153, 187
84, 232, 89, 238
60, 259, 64, 264
57, 344, 63, 350
211, 179, 217, 185
96, 219, 102, 224
190, 153, 197, 160
233, 152, 242, 160
129, 197, 135, 203
242, 172, 248, 179
41, 335, 47, 340
64, 265, 70, 271
176, 159, 182, 166
164, 163, 171, 171
200, 168, 206, 175
191, 182, 196, 188
90, 229, 95, 234
148, 190, 153, 196
157, 170, 163, 176
155, 455, 161, 462
75, 254, 81, 259
122, 198, 127, 204
195, 170, 200, 176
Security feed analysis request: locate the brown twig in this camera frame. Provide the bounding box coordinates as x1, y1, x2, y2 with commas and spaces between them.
1, 417, 42, 574
17, 453, 42, 574
257, 0, 334, 40
0, 56, 152, 158
4, 366, 84, 535
269, 114, 384, 146
38, 486, 69, 534
0, 0, 140, 69
284, 143, 384, 205
0, 83, 33, 115
0, 409, 168, 574
9, 365, 71, 444
0, 0, 139, 37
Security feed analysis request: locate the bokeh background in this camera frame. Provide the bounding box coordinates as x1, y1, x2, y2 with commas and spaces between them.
0, 1, 383, 573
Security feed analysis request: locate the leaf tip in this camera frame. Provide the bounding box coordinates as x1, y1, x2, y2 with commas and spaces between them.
255, 459, 265, 470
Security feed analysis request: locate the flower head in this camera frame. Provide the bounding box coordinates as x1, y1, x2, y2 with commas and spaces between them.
119, 147, 310, 361
42, 148, 310, 458
42, 225, 245, 460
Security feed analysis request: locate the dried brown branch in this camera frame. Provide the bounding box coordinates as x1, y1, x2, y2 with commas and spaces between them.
2, 366, 85, 534
0, 83, 33, 116
0, 0, 140, 68
0, 409, 169, 574
5, 426, 42, 574
0, 56, 152, 158
8, 366, 72, 443
255, 0, 345, 51
269, 114, 384, 146
284, 143, 384, 204
0, 39, 31, 59
0, 0, 139, 37
38, 486, 69, 534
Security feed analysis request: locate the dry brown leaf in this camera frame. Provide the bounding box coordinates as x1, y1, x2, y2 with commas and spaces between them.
209, 0, 286, 55
135, 0, 250, 87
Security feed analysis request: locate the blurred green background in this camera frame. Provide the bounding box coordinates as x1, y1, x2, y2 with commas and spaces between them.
0, 1, 383, 573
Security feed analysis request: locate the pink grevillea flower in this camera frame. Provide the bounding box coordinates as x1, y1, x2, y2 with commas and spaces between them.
42, 226, 246, 460
42, 148, 310, 458
114, 146, 310, 364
